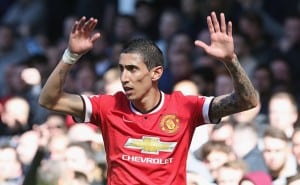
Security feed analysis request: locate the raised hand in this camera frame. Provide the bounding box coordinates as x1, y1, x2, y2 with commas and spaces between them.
195, 12, 234, 62
68, 16, 101, 55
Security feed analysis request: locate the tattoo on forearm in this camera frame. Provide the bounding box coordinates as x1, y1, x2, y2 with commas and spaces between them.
211, 93, 236, 120
211, 56, 258, 120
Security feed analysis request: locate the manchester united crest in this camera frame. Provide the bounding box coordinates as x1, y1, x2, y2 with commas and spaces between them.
160, 114, 180, 134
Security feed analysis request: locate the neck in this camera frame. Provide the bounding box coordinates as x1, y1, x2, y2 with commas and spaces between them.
131, 90, 161, 114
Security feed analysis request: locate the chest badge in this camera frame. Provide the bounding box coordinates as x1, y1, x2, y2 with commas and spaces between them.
160, 114, 180, 134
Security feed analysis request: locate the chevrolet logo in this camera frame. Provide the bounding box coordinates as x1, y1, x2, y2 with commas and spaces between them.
124, 136, 177, 154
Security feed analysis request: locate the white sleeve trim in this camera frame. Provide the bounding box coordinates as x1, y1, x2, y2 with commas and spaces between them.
81, 95, 92, 123
202, 96, 214, 124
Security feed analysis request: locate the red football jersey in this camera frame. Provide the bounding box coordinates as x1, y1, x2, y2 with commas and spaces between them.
80, 91, 214, 185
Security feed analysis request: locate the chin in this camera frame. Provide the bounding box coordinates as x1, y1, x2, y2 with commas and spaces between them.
126, 96, 134, 101
126, 94, 142, 102
125, 94, 135, 101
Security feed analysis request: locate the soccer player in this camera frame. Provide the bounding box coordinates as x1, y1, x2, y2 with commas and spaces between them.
39, 12, 258, 184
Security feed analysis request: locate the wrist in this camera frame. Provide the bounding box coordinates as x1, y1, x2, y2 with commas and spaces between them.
224, 53, 237, 63
62, 48, 82, 65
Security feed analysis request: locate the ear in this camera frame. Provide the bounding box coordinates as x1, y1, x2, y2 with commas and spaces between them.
151, 66, 163, 81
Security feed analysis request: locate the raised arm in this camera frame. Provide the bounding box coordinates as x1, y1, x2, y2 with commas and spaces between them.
39, 17, 100, 118
195, 12, 258, 121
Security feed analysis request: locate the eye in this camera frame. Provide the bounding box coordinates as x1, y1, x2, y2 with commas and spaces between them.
118, 65, 124, 72
127, 65, 137, 72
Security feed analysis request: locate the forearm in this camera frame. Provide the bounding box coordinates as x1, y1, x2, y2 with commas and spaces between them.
225, 54, 258, 106
211, 55, 258, 119
38, 61, 72, 109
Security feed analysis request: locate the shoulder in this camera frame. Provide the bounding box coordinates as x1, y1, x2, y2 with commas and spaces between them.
168, 91, 185, 98
168, 91, 209, 103
83, 91, 128, 105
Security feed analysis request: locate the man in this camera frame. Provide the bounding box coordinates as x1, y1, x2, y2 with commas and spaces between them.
231, 123, 268, 173
0, 96, 31, 135
196, 140, 236, 181
0, 146, 23, 184
215, 159, 248, 185
268, 91, 299, 139
39, 12, 258, 184
262, 126, 297, 185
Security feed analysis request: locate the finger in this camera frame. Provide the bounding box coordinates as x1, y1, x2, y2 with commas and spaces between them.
89, 19, 98, 31
84, 17, 96, 32
228, 21, 232, 37
83, 18, 92, 31
220, 13, 226, 33
91, 32, 101, 43
77, 16, 86, 31
207, 16, 215, 34
72, 21, 79, 33
211, 12, 220, 32
194, 40, 209, 52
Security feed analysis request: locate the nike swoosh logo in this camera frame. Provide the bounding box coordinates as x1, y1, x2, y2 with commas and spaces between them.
122, 116, 135, 123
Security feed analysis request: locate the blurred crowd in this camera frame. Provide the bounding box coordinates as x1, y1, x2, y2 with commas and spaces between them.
0, 0, 299, 185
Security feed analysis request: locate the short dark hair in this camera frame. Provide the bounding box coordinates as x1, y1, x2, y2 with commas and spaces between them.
196, 140, 233, 160
121, 38, 163, 70
263, 126, 289, 142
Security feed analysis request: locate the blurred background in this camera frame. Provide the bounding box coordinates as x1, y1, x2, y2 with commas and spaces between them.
0, 0, 299, 185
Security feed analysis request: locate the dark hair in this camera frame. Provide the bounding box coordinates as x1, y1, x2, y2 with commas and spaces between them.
121, 38, 164, 70
196, 140, 233, 160
263, 126, 289, 142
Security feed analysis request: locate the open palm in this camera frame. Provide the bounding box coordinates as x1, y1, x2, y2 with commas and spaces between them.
68, 17, 101, 55
195, 12, 235, 62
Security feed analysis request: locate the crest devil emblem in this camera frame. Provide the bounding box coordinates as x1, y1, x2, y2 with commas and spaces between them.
160, 114, 180, 134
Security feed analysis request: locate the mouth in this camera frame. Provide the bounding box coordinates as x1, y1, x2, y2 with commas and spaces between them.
123, 86, 133, 95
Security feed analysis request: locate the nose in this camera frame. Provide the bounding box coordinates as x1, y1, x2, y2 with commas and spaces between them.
120, 70, 129, 83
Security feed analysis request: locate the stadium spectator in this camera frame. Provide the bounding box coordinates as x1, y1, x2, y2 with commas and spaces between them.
268, 91, 299, 138
262, 126, 297, 185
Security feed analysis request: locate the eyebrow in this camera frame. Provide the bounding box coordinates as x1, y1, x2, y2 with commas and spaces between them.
119, 64, 138, 68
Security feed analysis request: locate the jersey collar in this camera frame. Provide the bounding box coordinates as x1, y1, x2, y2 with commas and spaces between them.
130, 91, 165, 115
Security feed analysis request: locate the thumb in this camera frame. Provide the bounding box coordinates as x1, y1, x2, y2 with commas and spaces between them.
194, 40, 209, 52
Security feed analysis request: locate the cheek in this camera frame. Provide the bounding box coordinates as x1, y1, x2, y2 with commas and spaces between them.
273, 153, 286, 163
293, 146, 300, 155
135, 81, 152, 95
134, 73, 152, 86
